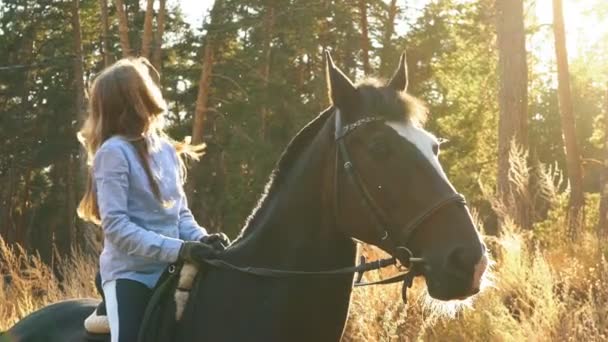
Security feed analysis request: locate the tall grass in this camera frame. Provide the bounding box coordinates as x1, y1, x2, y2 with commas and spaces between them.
0, 238, 97, 330
3, 148, 608, 340
2, 229, 608, 339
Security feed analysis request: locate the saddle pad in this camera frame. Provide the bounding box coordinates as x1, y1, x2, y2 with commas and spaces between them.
84, 310, 110, 334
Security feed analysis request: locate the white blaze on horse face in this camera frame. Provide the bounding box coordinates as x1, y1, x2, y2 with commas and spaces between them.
386, 121, 455, 190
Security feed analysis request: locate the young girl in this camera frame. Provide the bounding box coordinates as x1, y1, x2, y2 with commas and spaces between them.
78, 58, 228, 342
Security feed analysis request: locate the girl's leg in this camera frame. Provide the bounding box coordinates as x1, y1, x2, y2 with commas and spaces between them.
103, 279, 152, 342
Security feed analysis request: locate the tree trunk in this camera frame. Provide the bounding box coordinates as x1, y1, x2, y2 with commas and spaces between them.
379, 0, 398, 75
0, 173, 11, 240
496, 0, 529, 231
99, 0, 111, 66
358, 0, 371, 75
152, 0, 166, 70
115, 0, 132, 57
3, 169, 16, 244
191, 42, 215, 146
71, 0, 88, 252
3, 6, 35, 246
66, 155, 77, 251
552, 0, 584, 240
141, 0, 154, 59
187, 1, 224, 201
598, 86, 608, 238
16, 168, 32, 248
52, 163, 71, 256
71, 0, 86, 127
260, 3, 275, 140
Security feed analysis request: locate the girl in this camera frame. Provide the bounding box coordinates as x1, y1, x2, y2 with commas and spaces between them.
78, 58, 227, 342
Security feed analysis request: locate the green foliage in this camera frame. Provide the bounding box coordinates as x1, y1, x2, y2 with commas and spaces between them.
534, 192, 600, 248
1, 0, 608, 256
407, 0, 499, 209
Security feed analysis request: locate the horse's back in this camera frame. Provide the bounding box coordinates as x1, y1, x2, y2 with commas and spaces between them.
4, 298, 100, 342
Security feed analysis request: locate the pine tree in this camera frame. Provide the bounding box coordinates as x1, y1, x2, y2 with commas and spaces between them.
496, 0, 529, 231
552, 0, 584, 239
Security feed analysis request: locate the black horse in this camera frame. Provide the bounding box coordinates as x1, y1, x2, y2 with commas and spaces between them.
4, 51, 487, 342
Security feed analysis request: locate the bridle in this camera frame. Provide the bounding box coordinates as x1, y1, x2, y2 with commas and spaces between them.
197, 108, 467, 302
334, 108, 466, 265
333, 108, 466, 299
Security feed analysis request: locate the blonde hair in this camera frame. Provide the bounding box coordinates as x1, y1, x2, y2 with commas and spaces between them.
77, 57, 204, 224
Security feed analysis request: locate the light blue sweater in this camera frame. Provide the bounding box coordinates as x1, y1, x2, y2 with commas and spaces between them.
94, 135, 207, 288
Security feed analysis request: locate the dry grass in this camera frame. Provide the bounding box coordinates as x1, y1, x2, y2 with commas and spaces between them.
0, 238, 97, 330
3, 228, 608, 340
342, 225, 608, 341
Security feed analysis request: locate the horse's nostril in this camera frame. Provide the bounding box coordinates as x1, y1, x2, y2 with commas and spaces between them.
448, 248, 472, 272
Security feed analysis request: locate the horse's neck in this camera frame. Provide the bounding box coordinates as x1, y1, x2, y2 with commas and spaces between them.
181, 115, 357, 341
227, 118, 356, 270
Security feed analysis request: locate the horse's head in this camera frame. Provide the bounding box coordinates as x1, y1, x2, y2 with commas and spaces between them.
327, 51, 487, 301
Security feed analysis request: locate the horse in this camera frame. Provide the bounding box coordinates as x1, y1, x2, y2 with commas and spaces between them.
4, 50, 487, 342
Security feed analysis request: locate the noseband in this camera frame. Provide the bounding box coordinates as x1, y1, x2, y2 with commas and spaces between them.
334, 108, 466, 274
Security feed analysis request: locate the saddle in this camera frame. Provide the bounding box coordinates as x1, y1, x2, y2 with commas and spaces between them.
84, 262, 202, 342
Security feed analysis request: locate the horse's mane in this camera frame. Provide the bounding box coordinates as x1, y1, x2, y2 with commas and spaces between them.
356, 78, 428, 125
231, 107, 334, 243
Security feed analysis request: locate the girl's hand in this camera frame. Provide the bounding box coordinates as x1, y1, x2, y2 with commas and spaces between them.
178, 242, 217, 263
200, 233, 230, 251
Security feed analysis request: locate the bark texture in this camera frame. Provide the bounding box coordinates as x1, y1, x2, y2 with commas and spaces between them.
496, 0, 530, 231
99, 0, 110, 66
115, 0, 132, 57
152, 0, 166, 70
141, 0, 154, 58
187, 0, 224, 201
71, 0, 84, 249
260, 3, 275, 140
598, 86, 608, 238
358, 0, 371, 75
379, 0, 398, 74
552, 0, 584, 239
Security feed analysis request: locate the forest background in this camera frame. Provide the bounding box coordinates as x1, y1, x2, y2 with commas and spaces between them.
2, 0, 608, 340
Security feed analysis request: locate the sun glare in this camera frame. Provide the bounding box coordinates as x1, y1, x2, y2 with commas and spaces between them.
176, 0, 215, 27
532, 0, 607, 61
177, 0, 606, 62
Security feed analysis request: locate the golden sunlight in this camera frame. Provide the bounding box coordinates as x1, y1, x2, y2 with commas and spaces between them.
534, 0, 606, 57
5, 0, 608, 340
178, 0, 215, 27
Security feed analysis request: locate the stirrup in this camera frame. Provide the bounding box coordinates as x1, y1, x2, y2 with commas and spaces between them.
84, 310, 110, 334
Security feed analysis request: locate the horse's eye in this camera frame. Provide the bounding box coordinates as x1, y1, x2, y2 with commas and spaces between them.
369, 140, 391, 158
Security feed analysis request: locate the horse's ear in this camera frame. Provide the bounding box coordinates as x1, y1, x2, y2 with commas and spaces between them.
325, 50, 356, 109
387, 51, 408, 92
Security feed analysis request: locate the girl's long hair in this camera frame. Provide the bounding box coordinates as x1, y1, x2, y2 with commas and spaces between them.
77, 57, 204, 224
